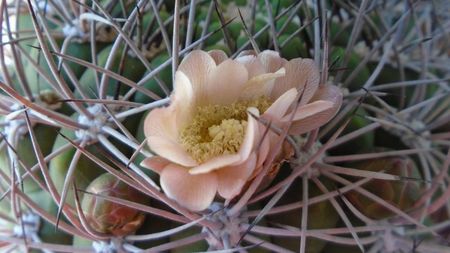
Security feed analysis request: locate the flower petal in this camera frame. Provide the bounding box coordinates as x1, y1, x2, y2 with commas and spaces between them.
178, 50, 217, 105
147, 136, 198, 167
285, 85, 343, 135
282, 100, 336, 135
283, 100, 334, 121
171, 71, 195, 128
236, 50, 257, 57
208, 49, 228, 65
144, 107, 178, 142
189, 154, 242, 175
257, 50, 285, 72
217, 153, 257, 199
240, 68, 286, 100
311, 84, 343, 106
205, 59, 249, 105
236, 55, 266, 79
161, 164, 218, 211
144, 101, 198, 167
263, 87, 297, 121
238, 107, 259, 160
259, 131, 285, 174
271, 58, 320, 105
140, 156, 170, 174
256, 125, 271, 168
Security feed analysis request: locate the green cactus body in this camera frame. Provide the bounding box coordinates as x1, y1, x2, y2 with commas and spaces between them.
330, 47, 370, 90
85, 0, 137, 18
268, 175, 340, 253
72, 235, 93, 248
276, 16, 298, 35
0, 123, 58, 194
256, 0, 296, 10
48, 128, 106, 206
236, 35, 249, 50
254, 17, 270, 47
77, 45, 147, 98
134, 112, 158, 180
228, 22, 242, 40
48, 107, 141, 205
321, 243, 363, 253
235, 18, 270, 50
370, 63, 420, 107
142, 9, 170, 34
24, 39, 100, 94
195, 21, 223, 47
0, 191, 71, 251
169, 226, 208, 253
16, 14, 37, 54
27, 190, 73, 246
328, 108, 374, 156
221, 0, 248, 6
279, 34, 307, 59
329, 22, 351, 47
15, 11, 59, 53
134, 52, 171, 103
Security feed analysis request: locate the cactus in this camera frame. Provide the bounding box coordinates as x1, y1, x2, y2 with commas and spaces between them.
0, 0, 449, 253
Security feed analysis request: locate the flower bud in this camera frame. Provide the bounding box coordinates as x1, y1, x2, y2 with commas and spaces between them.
346, 157, 421, 219
81, 173, 147, 236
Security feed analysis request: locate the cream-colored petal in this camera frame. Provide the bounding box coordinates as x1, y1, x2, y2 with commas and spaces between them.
240, 68, 286, 100
236, 50, 257, 58
178, 50, 216, 105
235, 55, 266, 79
267, 131, 284, 161
144, 105, 197, 167
171, 71, 195, 128
217, 153, 257, 199
161, 164, 218, 211
271, 58, 320, 105
140, 156, 170, 174
249, 165, 263, 181
144, 107, 178, 141
250, 128, 280, 180
208, 50, 228, 65
255, 125, 271, 168
143, 73, 194, 141
205, 59, 249, 105
239, 107, 259, 160
311, 84, 343, 106
282, 100, 334, 122
147, 136, 198, 167
282, 100, 336, 135
257, 50, 285, 72
284, 85, 343, 135
189, 154, 242, 175
263, 87, 297, 121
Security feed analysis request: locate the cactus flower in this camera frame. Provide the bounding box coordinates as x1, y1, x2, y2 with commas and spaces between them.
141, 50, 342, 211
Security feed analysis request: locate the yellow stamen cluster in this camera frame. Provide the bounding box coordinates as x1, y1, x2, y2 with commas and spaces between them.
180, 97, 271, 163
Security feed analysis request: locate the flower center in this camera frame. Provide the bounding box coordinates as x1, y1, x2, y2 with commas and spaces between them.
180, 97, 271, 163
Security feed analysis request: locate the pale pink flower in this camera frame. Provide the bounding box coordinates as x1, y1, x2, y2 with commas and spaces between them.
141, 50, 342, 211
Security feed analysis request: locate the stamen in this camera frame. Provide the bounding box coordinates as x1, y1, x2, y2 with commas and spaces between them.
180, 97, 271, 163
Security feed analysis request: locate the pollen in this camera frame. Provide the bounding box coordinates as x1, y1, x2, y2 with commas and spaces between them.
180, 97, 271, 163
